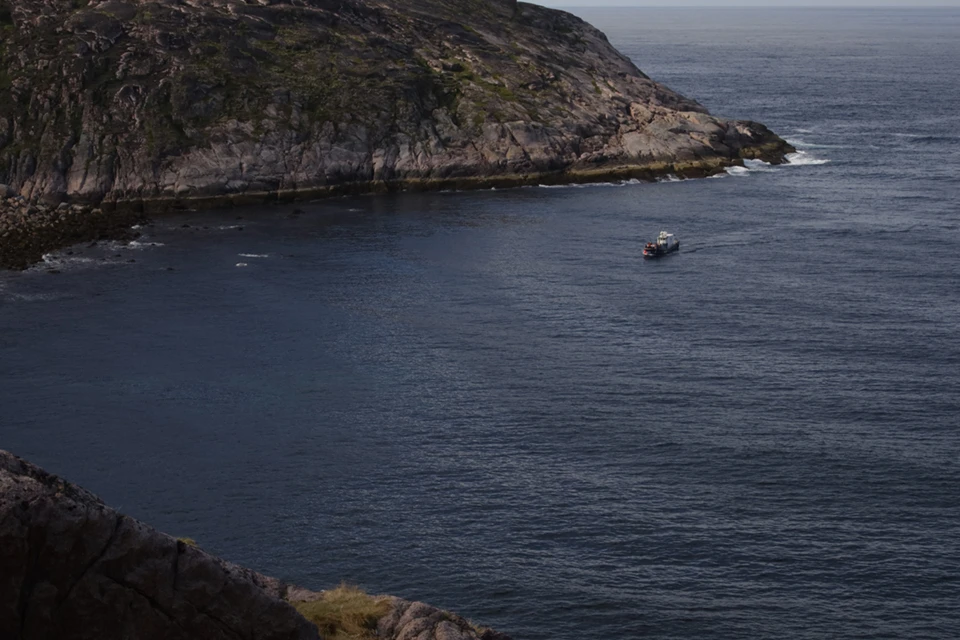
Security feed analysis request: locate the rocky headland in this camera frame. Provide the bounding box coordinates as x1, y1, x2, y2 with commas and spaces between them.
0, 0, 793, 267
0, 448, 512, 640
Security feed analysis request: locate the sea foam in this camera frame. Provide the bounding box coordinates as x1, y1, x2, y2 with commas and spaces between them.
787, 138, 843, 150
536, 179, 643, 190
724, 165, 752, 177
126, 240, 165, 249
744, 159, 777, 172
658, 174, 683, 183
786, 151, 830, 166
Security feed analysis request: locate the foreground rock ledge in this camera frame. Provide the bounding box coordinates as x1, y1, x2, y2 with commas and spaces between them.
0, 450, 510, 640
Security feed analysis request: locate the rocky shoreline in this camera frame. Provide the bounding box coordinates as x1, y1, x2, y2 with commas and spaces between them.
0, 449, 511, 640
110, 147, 791, 213
0, 195, 144, 271
0, 143, 791, 270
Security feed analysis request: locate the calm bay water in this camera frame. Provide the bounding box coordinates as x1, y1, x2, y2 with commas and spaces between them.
2, 8, 960, 639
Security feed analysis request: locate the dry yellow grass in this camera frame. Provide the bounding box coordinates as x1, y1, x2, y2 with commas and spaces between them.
293, 584, 392, 640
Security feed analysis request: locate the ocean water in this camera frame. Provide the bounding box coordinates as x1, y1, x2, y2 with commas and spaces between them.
2, 8, 960, 639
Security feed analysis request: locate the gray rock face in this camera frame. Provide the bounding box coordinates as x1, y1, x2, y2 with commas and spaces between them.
0, 450, 320, 640
0, 449, 514, 640
377, 599, 514, 640
0, 0, 791, 208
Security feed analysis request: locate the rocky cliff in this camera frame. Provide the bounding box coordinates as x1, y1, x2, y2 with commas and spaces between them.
0, 0, 791, 209
0, 449, 511, 640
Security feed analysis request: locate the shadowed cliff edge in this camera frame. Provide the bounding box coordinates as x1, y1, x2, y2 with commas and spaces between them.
0, 0, 793, 267
0, 449, 512, 640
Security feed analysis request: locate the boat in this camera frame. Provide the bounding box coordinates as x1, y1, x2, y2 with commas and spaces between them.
643, 231, 680, 258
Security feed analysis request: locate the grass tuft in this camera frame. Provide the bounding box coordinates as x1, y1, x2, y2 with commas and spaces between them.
293, 584, 392, 640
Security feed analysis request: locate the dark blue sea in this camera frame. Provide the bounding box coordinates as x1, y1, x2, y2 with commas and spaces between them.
2, 8, 959, 639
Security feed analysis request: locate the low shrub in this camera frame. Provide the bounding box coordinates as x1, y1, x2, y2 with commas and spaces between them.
293, 584, 391, 640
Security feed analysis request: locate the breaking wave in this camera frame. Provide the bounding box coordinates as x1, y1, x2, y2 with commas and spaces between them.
744, 159, 777, 172
21, 252, 107, 275
787, 138, 844, 150
126, 240, 165, 249
724, 150, 830, 174
724, 165, 752, 177
786, 151, 831, 166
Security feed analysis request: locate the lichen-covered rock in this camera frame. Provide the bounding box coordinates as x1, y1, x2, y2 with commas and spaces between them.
0, 0, 791, 209
376, 598, 513, 640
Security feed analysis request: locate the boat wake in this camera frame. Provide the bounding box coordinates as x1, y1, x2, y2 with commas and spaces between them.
683, 235, 785, 254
